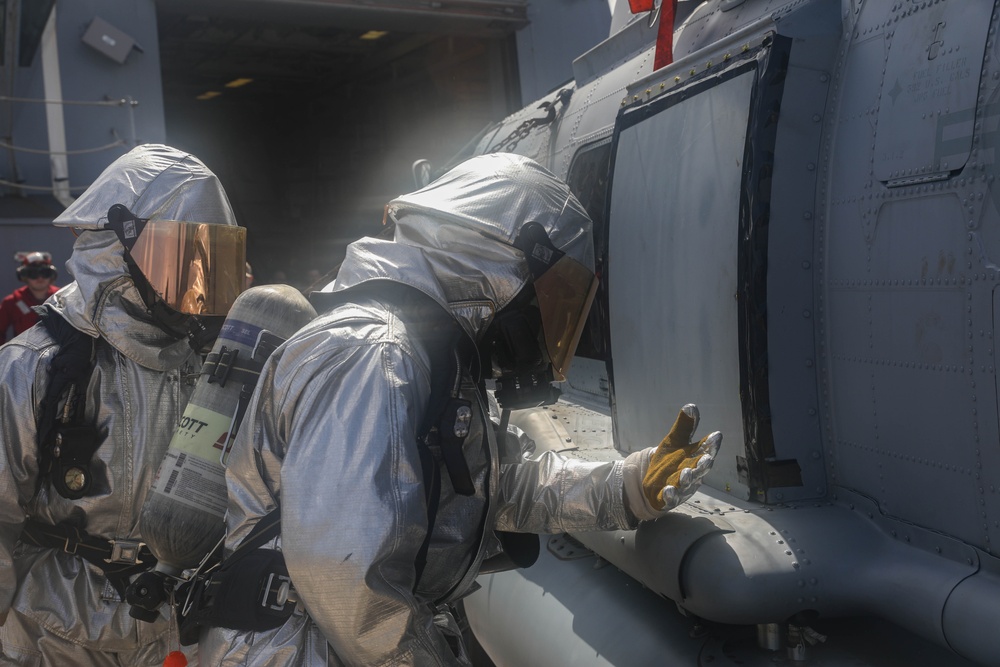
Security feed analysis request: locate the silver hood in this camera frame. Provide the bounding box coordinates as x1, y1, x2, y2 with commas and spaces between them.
48, 144, 238, 370
382, 152, 594, 342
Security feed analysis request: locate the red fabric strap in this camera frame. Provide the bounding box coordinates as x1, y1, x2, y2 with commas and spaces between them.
653, 0, 677, 71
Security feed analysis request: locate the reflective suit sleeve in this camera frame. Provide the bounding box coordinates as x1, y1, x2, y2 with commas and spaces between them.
278, 341, 464, 666
493, 452, 637, 533
0, 342, 45, 615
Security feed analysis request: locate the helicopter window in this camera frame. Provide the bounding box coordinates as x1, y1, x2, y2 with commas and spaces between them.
566, 141, 612, 362
604, 65, 758, 495
602, 30, 798, 501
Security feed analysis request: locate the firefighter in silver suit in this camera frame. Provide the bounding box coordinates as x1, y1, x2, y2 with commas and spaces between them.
200, 153, 720, 665
0, 144, 245, 665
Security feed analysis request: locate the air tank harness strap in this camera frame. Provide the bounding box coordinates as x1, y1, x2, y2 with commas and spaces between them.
35, 306, 99, 500
176, 510, 290, 645
202, 344, 266, 388
200, 330, 284, 459
18, 518, 156, 599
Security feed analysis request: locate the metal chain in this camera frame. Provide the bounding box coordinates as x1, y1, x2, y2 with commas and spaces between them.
488, 115, 544, 154
487, 88, 572, 154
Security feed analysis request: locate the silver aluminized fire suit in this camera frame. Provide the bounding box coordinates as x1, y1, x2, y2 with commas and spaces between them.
200, 153, 638, 666
0, 145, 238, 665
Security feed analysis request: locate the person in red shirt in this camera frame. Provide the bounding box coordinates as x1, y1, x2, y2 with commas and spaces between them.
0, 251, 60, 343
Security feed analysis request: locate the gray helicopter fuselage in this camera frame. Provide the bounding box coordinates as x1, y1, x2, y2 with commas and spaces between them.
455, 1, 1000, 665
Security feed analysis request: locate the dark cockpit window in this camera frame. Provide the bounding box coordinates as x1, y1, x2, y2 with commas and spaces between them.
566, 141, 611, 361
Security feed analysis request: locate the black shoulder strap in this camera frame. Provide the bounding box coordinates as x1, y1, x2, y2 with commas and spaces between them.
414, 337, 464, 586
417, 333, 462, 440
36, 306, 99, 499
36, 307, 94, 441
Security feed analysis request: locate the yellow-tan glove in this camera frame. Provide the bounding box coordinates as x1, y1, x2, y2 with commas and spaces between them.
622, 404, 722, 522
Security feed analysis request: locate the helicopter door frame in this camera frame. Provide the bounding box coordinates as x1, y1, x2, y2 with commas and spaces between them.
603, 35, 797, 502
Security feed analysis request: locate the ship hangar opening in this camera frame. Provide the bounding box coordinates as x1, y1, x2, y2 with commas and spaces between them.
0, 1, 610, 299
154, 0, 525, 288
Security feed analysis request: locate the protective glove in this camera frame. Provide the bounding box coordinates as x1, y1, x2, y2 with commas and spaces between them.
622, 404, 722, 522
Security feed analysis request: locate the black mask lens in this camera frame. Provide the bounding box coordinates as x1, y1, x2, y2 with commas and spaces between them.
483, 289, 561, 410
23, 267, 55, 279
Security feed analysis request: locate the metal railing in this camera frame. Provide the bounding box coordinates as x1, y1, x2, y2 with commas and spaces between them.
0, 95, 137, 196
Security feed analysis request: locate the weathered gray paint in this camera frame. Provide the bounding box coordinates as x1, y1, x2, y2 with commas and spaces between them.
463, 0, 1000, 664
515, 0, 611, 103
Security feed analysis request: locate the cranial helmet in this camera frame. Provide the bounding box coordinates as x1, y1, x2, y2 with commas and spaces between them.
15, 251, 57, 282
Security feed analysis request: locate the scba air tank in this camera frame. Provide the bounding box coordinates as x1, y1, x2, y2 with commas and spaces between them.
140, 284, 316, 574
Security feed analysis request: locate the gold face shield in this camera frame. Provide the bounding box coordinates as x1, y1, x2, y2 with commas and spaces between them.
534, 255, 598, 381
516, 221, 598, 382
106, 205, 246, 316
